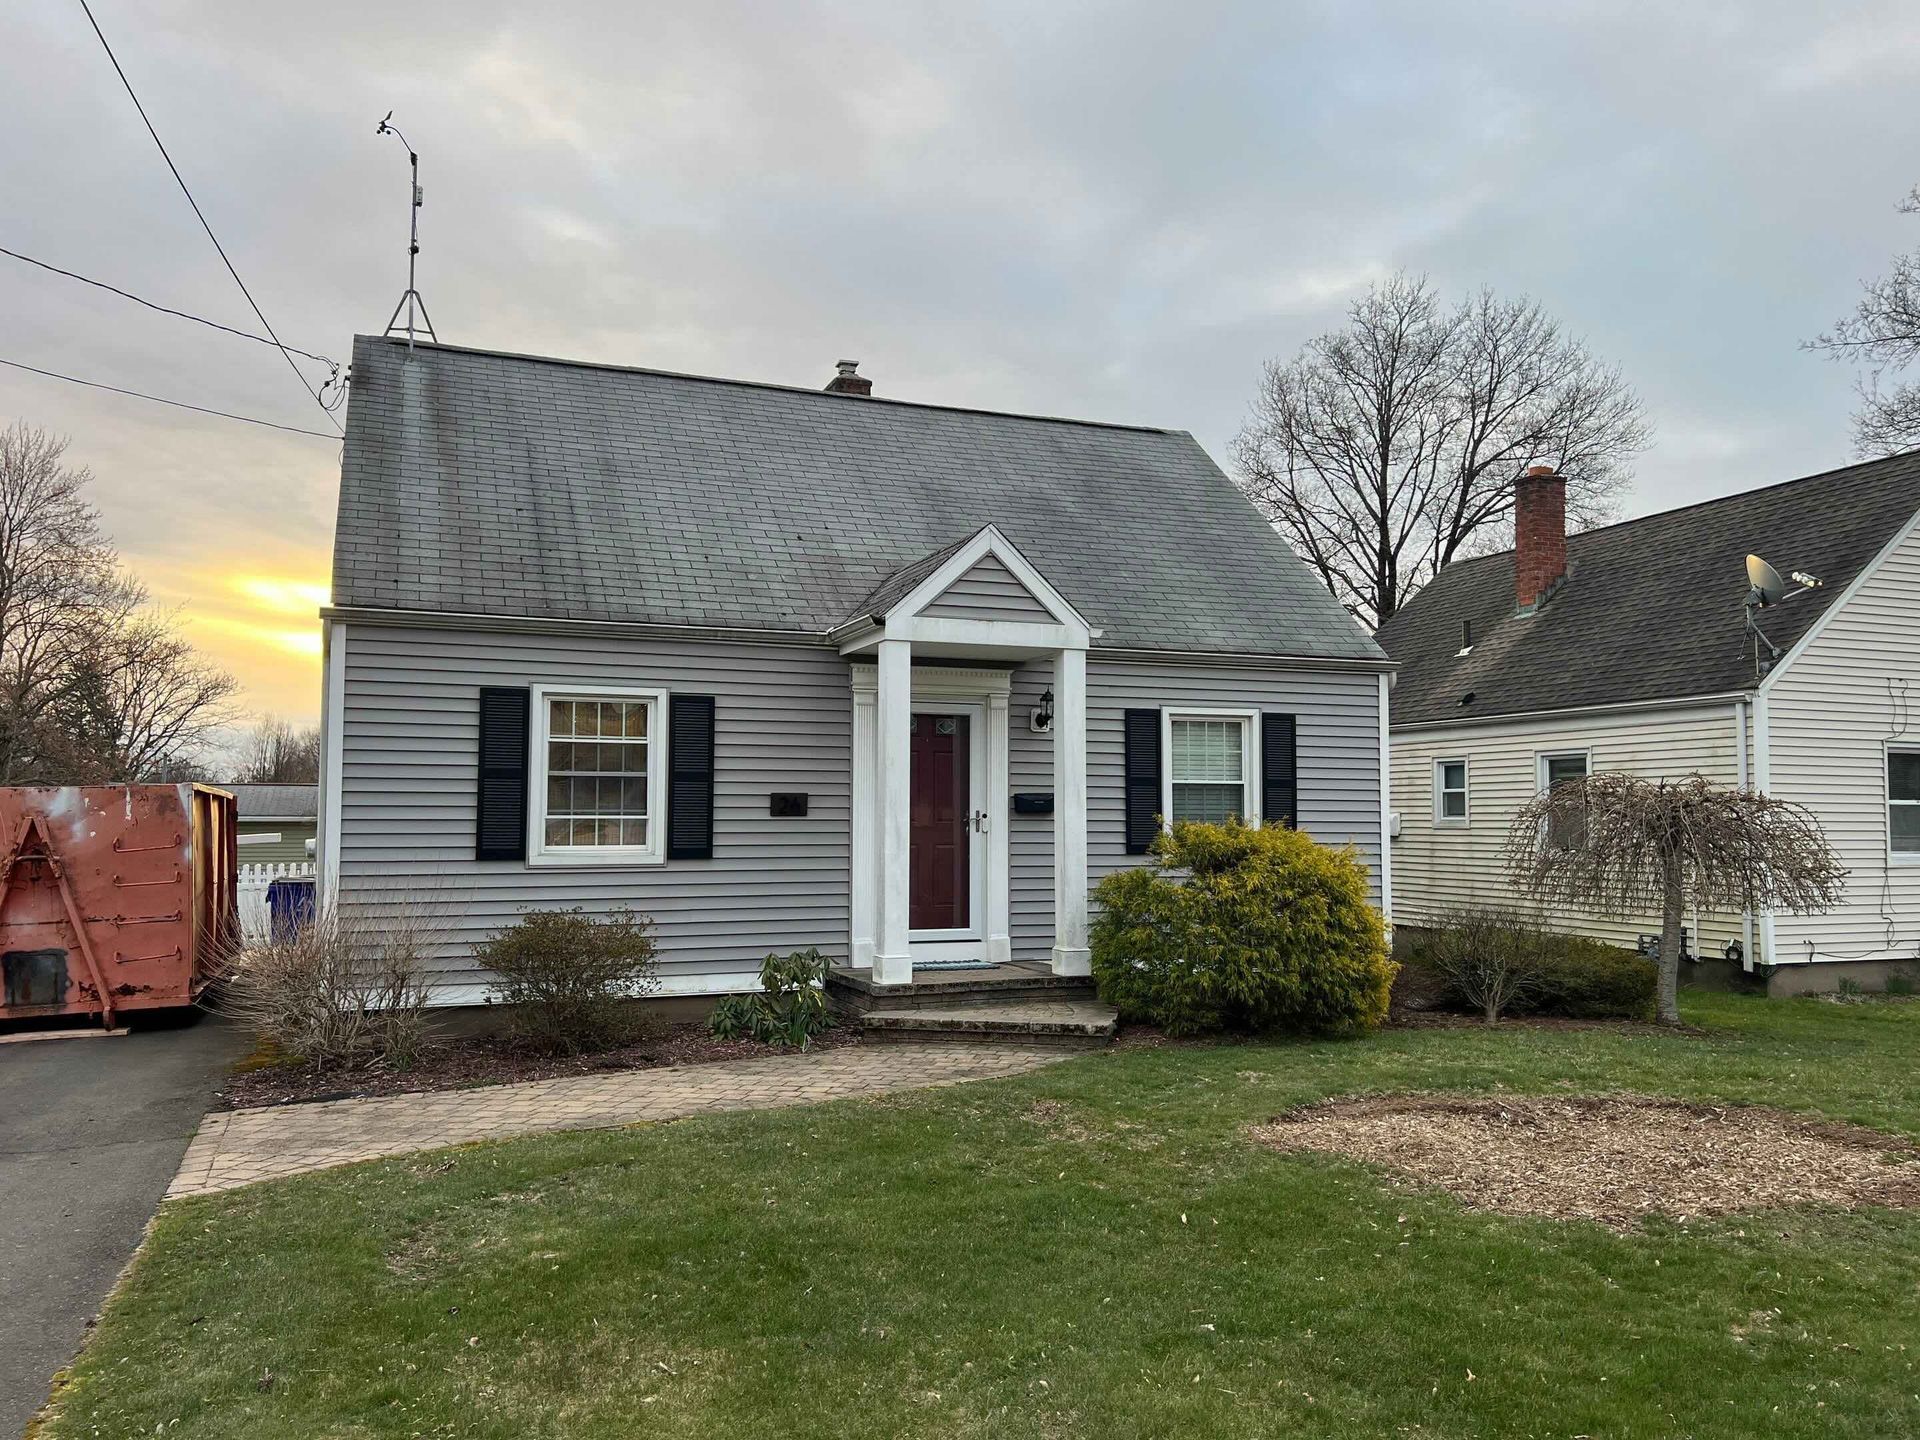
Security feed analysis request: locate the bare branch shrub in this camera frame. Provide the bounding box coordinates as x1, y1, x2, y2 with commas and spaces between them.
473, 907, 660, 1055
1415, 907, 1549, 1023
213, 903, 437, 1071
1507, 774, 1847, 1023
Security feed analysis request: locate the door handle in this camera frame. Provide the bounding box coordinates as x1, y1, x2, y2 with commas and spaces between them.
971, 810, 989, 834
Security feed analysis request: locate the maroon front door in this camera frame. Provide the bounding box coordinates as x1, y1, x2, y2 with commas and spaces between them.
909, 712, 971, 931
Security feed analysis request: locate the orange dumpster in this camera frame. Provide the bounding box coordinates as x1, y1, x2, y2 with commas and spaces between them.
0, 785, 238, 1028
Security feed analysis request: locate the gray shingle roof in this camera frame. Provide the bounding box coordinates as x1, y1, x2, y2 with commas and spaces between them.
1375, 453, 1920, 727
332, 337, 1381, 660
222, 784, 318, 821
852, 529, 981, 621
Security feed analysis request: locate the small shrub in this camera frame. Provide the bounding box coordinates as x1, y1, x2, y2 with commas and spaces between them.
213, 906, 435, 1071
1411, 907, 1548, 1023
1888, 967, 1917, 998
475, 907, 659, 1055
706, 948, 835, 1049
1089, 820, 1394, 1037
1527, 936, 1656, 1021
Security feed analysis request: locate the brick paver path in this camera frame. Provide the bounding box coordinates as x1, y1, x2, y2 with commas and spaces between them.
167, 1043, 1063, 1198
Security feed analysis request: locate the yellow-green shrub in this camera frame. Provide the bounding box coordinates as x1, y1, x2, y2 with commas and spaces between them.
1090, 820, 1394, 1036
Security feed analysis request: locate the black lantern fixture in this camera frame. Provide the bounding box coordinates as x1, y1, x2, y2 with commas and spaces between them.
1038, 687, 1054, 728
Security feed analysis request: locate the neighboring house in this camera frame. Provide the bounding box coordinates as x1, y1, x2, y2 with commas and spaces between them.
225, 783, 318, 864
1376, 457, 1920, 993
317, 337, 1393, 1002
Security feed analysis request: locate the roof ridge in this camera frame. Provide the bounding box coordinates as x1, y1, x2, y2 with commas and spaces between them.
357, 335, 1183, 437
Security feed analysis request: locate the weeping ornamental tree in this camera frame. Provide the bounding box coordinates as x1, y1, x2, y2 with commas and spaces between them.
1505, 774, 1847, 1024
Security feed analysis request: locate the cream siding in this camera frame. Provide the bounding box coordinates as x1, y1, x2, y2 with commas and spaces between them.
1390, 702, 1746, 954
1763, 509, 1920, 964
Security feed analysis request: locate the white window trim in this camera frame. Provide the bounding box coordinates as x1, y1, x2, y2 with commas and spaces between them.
1536, 748, 1591, 791
1433, 757, 1469, 827
1161, 707, 1261, 829
1890, 743, 1920, 865
527, 683, 669, 868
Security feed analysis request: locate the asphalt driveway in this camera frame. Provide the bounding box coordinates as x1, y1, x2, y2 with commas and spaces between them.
0, 1017, 241, 1437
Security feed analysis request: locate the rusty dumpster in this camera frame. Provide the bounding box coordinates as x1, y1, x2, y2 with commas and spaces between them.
0, 785, 238, 1028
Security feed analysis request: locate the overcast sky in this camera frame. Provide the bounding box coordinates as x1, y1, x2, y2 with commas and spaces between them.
6, 1, 1919, 725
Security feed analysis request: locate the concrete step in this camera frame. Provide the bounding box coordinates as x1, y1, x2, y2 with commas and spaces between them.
826, 963, 1098, 1016
857, 998, 1118, 1049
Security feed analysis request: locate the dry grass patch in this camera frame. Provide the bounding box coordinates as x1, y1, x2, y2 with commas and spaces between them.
1253, 1093, 1920, 1228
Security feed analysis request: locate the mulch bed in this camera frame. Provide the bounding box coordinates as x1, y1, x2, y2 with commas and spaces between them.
215, 1021, 865, 1111
1253, 1093, 1920, 1229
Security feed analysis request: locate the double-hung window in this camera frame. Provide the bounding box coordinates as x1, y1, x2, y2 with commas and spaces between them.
1434, 758, 1469, 825
1164, 711, 1258, 825
1538, 751, 1590, 849
1892, 747, 1920, 859
529, 686, 667, 864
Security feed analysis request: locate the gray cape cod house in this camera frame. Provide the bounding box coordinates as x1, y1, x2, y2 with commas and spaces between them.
318, 336, 1391, 1003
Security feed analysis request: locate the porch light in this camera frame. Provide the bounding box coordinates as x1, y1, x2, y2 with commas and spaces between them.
1032, 687, 1054, 734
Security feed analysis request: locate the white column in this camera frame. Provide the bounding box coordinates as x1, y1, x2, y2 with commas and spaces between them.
849, 685, 877, 967
873, 638, 914, 985
985, 690, 1012, 964
1051, 646, 1091, 976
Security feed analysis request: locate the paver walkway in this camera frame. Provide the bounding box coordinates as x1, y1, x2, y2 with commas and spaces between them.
168, 1042, 1064, 1198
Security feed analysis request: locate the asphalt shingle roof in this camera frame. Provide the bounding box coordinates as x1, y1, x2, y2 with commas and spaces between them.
852, 529, 982, 621
221, 784, 318, 821
1375, 454, 1920, 727
332, 336, 1381, 660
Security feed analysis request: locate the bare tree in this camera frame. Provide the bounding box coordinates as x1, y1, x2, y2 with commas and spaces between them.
0, 421, 239, 782
1808, 186, 1920, 455
1233, 274, 1649, 627
234, 715, 322, 784
1506, 774, 1847, 1024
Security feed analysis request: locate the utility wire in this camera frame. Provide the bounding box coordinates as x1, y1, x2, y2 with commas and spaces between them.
75, 0, 344, 434
0, 356, 342, 440
0, 245, 337, 368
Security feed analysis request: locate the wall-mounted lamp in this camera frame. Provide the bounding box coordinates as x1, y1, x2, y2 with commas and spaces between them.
1030, 687, 1054, 734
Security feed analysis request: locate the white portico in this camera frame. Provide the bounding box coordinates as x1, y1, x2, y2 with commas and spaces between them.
834, 524, 1094, 987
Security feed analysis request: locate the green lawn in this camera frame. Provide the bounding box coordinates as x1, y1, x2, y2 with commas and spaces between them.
40, 994, 1920, 1439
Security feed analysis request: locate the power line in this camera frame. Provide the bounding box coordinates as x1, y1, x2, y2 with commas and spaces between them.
75, 0, 343, 435
0, 245, 338, 368
0, 356, 342, 440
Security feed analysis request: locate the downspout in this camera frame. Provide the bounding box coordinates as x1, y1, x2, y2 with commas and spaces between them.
1734, 698, 1755, 971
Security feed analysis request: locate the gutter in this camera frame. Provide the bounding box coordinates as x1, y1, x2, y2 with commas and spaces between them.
1390, 689, 1751, 735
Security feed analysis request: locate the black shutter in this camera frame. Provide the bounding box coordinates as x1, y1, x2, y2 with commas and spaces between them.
1262, 712, 1298, 829
1123, 708, 1162, 854
476, 687, 530, 861
667, 694, 716, 860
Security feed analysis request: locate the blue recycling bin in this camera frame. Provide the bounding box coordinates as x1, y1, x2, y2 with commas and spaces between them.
266, 875, 317, 942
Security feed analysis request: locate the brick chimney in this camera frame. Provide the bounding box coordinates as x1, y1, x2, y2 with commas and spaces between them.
1514, 465, 1567, 613
824, 359, 871, 397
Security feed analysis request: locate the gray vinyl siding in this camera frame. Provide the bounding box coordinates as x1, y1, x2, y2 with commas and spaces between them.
237, 821, 316, 864
337, 624, 853, 995
921, 554, 1055, 624
1006, 656, 1385, 963
335, 623, 1387, 991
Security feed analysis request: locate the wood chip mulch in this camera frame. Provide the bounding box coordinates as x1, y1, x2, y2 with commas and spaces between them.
1252, 1093, 1920, 1229
214, 1021, 864, 1111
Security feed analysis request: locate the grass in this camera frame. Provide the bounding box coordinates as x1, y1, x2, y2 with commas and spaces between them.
39, 993, 1920, 1438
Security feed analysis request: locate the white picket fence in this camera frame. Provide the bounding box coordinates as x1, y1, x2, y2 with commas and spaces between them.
238, 862, 315, 944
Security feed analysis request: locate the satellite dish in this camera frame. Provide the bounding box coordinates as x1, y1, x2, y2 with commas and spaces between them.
1746, 554, 1787, 608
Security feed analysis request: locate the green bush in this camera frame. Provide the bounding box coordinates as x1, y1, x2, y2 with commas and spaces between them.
1405, 911, 1654, 1022
707, 947, 836, 1049
1526, 935, 1657, 1020
1089, 820, 1394, 1036
474, 907, 659, 1054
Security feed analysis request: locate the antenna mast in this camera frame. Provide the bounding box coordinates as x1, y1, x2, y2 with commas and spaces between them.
376, 112, 436, 348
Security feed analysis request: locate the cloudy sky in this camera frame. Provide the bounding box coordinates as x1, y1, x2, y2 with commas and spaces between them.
5, 1, 1919, 725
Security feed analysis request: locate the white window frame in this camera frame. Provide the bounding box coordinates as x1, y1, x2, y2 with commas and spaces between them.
1161, 707, 1261, 829
1433, 757, 1470, 827
1890, 743, 1920, 865
527, 683, 669, 867
1536, 749, 1591, 792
